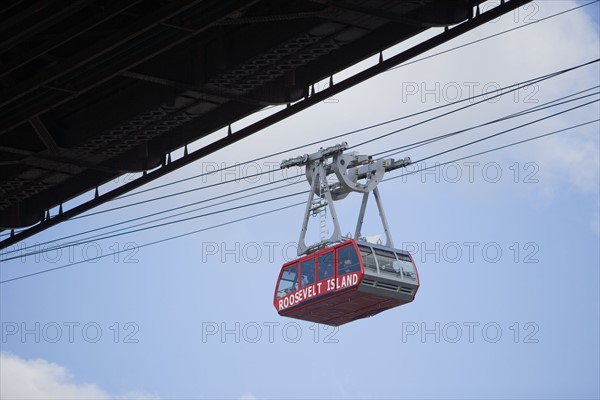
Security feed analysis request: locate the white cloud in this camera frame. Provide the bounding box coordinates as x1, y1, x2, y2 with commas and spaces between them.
528, 129, 600, 194
0, 353, 158, 400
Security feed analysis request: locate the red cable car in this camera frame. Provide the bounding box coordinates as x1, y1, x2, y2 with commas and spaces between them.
273, 239, 419, 326
275, 142, 418, 326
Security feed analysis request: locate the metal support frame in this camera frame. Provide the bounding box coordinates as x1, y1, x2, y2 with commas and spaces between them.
353, 187, 393, 247
282, 142, 410, 256
298, 159, 343, 255
371, 187, 393, 248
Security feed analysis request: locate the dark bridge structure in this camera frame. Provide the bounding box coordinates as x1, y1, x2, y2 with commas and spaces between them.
0, 0, 530, 249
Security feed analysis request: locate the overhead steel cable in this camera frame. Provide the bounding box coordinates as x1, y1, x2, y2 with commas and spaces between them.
2, 1, 598, 276
70, 167, 284, 219
0, 191, 307, 264
1, 1, 595, 250
0, 201, 305, 284
113, 1, 599, 202
3, 98, 596, 262
4, 82, 598, 257
1, 180, 304, 261
2, 118, 597, 284
67, 59, 599, 220
348, 69, 599, 151
375, 87, 600, 158
413, 99, 599, 164
0, 0, 548, 251
82, 74, 551, 208
2, 175, 303, 256
5, 84, 596, 257
387, 119, 600, 182
507, 86, 600, 116
389, 0, 600, 72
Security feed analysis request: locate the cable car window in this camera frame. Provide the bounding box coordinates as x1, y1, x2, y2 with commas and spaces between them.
338, 245, 360, 275
318, 251, 334, 280
300, 258, 316, 287
359, 246, 377, 273
277, 265, 298, 298
396, 252, 417, 281
374, 249, 401, 276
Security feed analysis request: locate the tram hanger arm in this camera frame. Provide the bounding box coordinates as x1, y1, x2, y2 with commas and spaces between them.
280, 142, 349, 169
352, 156, 412, 181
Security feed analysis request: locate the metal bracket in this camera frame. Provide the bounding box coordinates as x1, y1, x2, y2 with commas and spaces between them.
281, 143, 411, 256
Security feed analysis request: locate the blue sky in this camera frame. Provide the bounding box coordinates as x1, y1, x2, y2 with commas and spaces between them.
1, 1, 599, 399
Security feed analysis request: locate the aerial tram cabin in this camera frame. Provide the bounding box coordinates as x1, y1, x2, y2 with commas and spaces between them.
274, 239, 419, 326
274, 142, 419, 326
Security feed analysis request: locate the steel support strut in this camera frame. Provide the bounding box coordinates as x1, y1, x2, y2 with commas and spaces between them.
298, 160, 343, 255
282, 143, 409, 256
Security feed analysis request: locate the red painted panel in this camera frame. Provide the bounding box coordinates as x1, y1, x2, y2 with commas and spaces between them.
282, 290, 409, 326
274, 239, 416, 326
274, 272, 362, 313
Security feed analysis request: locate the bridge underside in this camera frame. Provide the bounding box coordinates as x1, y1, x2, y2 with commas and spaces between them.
0, 0, 529, 248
